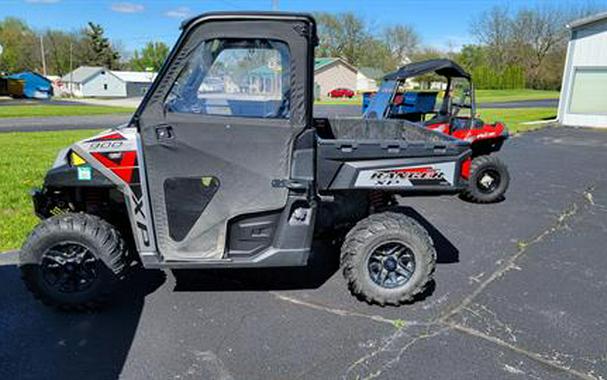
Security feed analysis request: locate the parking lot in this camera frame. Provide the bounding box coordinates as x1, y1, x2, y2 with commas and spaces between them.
1, 125, 606, 379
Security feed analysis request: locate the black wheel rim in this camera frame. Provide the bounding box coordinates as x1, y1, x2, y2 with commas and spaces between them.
41, 242, 99, 294
476, 168, 501, 194
367, 242, 416, 289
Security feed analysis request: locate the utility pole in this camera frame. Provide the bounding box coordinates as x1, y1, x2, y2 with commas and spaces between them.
272, 0, 279, 11
69, 42, 73, 97
39, 35, 47, 76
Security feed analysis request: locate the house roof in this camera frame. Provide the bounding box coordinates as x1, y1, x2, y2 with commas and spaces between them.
314, 57, 357, 73
61, 66, 105, 83
6, 71, 51, 83
113, 70, 157, 83
358, 67, 384, 80
567, 11, 607, 29
250, 66, 276, 76
314, 57, 338, 71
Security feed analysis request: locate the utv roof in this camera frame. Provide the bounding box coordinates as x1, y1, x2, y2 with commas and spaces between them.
181, 11, 317, 30
384, 59, 470, 81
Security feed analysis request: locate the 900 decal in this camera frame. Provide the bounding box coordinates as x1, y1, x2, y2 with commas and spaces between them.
355, 162, 456, 188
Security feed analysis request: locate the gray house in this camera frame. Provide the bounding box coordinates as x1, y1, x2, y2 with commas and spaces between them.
558, 12, 607, 128
61, 67, 126, 97
61, 67, 157, 98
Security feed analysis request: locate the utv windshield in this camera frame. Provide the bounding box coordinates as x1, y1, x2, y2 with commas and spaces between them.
363, 80, 397, 119
166, 38, 291, 119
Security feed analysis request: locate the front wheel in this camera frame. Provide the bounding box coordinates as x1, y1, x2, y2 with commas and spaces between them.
341, 212, 436, 306
462, 155, 510, 203
19, 213, 129, 311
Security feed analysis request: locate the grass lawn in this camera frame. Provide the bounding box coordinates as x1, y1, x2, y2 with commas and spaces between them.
315, 89, 560, 107
315, 95, 362, 106
0, 129, 100, 251
475, 89, 560, 103
0, 105, 134, 118
477, 107, 557, 133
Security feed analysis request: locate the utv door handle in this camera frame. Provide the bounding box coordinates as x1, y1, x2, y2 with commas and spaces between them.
155, 126, 174, 140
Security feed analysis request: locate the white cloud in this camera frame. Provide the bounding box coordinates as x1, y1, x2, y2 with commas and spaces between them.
165, 6, 192, 19
110, 2, 144, 13
24, 0, 60, 3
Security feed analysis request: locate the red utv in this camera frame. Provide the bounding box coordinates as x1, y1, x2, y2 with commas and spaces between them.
363, 59, 510, 203
328, 87, 355, 98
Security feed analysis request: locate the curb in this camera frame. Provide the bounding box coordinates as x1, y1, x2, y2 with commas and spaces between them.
0, 250, 19, 266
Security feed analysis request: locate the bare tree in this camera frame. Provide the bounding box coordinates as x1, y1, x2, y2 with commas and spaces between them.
383, 25, 420, 65
470, 6, 512, 70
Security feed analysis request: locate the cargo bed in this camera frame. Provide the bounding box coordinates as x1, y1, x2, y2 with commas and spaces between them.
315, 118, 471, 191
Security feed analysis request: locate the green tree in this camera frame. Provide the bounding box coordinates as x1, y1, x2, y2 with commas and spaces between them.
315, 12, 367, 66
129, 41, 169, 71
82, 22, 120, 69
0, 17, 39, 73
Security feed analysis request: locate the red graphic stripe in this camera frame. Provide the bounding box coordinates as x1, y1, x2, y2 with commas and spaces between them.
91, 151, 138, 183
392, 167, 433, 173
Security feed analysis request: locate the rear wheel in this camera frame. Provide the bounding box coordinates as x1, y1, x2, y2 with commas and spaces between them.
462, 155, 510, 203
20, 213, 129, 311
341, 212, 436, 306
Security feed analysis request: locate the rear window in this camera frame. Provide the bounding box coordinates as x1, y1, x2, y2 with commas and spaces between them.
166, 38, 291, 119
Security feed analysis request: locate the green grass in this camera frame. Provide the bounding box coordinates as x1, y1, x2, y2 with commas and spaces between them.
477, 107, 557, 133
0, 129, 100, 251
0, 105, 134, 118
315, 95, 362, 106
475, 89, 560, 103
314, 90, 560, 106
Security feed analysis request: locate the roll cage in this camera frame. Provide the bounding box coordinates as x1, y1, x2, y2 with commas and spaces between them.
364, 59, 477, 125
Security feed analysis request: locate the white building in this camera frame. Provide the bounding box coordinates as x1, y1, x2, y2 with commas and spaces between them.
112, 71, 157, 98
357, 67, 383, 92
61, 67, 157, 98
558, 12, 607, 128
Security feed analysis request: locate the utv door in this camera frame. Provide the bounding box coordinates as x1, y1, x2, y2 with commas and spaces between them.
137, 15, 315, 261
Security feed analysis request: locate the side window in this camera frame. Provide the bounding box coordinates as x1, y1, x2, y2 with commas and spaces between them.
166, 39, 291, 119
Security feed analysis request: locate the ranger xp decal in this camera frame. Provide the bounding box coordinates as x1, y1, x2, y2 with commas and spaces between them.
73, 128, 156, 252
355, 162, 456, 188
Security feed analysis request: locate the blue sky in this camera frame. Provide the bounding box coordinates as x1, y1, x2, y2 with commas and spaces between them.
2, 0, 602, 54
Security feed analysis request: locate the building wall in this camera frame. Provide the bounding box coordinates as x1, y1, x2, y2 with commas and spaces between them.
81, 70, 126, 97
559, 19, 607, 128
315, 62, 357, 98
126, 82, 153, 98
356, 72, 377, 92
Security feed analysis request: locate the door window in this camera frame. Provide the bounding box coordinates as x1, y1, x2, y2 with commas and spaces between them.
166, 39, 291, 119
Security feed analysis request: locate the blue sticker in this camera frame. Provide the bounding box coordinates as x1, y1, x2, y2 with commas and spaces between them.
77, 166, 92, 181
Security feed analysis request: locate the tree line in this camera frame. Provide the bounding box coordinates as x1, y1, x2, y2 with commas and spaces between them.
0, 3, 603, 89
0, 17, 169, 76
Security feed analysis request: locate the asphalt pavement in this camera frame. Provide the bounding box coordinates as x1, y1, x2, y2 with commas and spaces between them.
1, 126, 606, 379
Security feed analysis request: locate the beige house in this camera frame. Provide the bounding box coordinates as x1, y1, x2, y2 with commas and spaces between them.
314, 57, 357, 98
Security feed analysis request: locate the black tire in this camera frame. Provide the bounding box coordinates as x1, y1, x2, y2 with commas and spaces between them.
19, 213, 129, 311
462, 154, 510, 203
341, 212, 436, 306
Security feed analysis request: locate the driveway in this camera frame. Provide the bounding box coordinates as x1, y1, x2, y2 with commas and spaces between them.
1, 126, 606, 379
